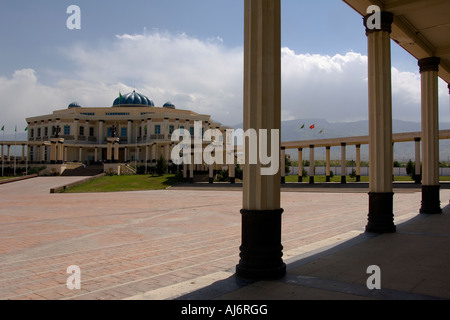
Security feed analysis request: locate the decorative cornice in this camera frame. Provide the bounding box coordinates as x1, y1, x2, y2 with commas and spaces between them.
364, 11, 394, 35
418, 57, 440, 73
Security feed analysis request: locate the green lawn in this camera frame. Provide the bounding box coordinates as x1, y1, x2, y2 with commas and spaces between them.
64, 174, 181, 193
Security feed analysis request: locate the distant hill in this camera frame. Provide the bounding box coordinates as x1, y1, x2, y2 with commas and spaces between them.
233, 119, 450, 162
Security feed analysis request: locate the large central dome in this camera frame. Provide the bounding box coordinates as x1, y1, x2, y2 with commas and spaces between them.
113, 91, 155, 107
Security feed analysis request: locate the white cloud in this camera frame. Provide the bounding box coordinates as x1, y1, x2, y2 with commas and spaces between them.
1, 30, 449, 130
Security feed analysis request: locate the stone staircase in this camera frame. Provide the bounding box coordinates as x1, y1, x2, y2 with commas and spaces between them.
61, 165, 104, 177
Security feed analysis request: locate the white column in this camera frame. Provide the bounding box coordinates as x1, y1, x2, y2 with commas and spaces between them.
280, 147, 285, 184
98, 121, 104, 145
419, 57, 442, 214
237, 0, 285, 280
297, 148, 303, 182
341, 143, 346, 184
326, 146, 331, 182
414, 138, 421, 183
356, 144, 361, 182
364, 11, 396, 233
309, 145, 315, 184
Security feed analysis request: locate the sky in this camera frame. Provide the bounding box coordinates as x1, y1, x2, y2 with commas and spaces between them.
0, 0, 449, 132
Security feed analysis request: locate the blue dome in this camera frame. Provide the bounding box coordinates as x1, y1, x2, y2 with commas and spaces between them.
113, 91, 155, 107
163, 101, 176, 109
68, 102, 81, 108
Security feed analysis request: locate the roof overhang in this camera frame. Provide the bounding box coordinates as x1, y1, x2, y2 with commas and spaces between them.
342, 0, 450, 84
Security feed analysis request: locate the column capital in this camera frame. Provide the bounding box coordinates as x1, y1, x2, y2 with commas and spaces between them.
414, 137, 421, 142
364, 11, 394, 35
341, 142, 346, 147
418, 57, 440, 73
309, 145, 315, 149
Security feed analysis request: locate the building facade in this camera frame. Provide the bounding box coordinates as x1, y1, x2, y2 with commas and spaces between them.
25, 91, 229, 167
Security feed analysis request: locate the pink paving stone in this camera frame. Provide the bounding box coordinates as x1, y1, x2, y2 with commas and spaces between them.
0, 177, 448, 300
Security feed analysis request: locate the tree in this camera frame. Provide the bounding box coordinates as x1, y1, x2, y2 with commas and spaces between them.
156, 156, 167, 175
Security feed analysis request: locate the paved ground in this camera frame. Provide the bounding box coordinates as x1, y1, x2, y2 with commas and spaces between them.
0, 177, 448, 300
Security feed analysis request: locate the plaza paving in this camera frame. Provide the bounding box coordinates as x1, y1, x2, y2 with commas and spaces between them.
0, 177, 449, 300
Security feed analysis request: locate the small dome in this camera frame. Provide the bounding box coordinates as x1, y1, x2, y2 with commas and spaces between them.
163, 101, 176, 109
113, 90, 155, 107
68, 102, 81, 108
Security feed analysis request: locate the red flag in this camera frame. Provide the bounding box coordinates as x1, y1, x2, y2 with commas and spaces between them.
310, 124, 315, 130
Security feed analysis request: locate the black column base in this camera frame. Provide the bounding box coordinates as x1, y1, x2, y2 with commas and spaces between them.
356, 175, 361, 182
236, 209, 286, 280
309, 176, 314, 184
189, 178, 194, 184
230, 177, 235, 184
341, 176, 346, 184
326, 176, 330, 182
414, 174, 422, 184
209, 177, 214, 184
281, 177, 285, 184
420, 185, 442, 214
298, 176, 303, 183
366, 192, 396, 233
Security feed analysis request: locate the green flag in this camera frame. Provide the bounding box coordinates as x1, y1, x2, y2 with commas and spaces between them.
1, 125, 4, 131
119, 92, 123, 104
25, 126, 28, 132
300, 124, 305, 129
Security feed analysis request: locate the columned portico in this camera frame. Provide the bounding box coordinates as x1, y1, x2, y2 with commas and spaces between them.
364, 12, 396, 233
237, 0, 285, 280
419, 57, 442, 214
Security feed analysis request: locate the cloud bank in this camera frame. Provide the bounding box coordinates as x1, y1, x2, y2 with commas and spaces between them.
0, 30, 449, 131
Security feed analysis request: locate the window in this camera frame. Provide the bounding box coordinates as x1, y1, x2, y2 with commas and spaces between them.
44, 127, 48, 137
89, 127, 94, 137
121, 127, 127, 137
180, 126, 184, 134
190, 127, 194, 136
155, 125, 161, 135
106, 112, 130, 116
81, 113, 95, 116
169, 125, 174, 134
37, 128, 41, 137
30, 129, 34, 138
79, 126, 84, 136
107, 127, 112, 137
64, 126, 71, 135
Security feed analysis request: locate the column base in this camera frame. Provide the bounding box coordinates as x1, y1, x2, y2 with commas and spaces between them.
420, 185, 442, 214
230, 177, 236, 184
309, 176, 314, 184
326, 176, 330, 182
189, 178, 194, 184
366, 192, 396, 233
298, 176, 303, 183
236, 209, 286, 280
281, 177, 285, 184
356, 175, 361, 182
341, 176, 346, 184
209, 177, 214, 184
414, 174, 422, 184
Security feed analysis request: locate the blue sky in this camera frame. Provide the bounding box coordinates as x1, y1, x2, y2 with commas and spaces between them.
0, 0, 448, 129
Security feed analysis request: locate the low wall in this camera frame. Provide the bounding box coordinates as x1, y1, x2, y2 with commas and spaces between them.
50, 173, 105, 193
0, 174, 38, 185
